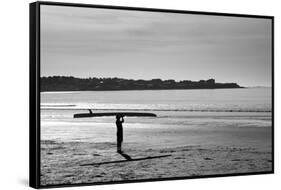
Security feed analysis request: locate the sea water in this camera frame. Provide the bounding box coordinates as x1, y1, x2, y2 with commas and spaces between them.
40, 88, 272, 149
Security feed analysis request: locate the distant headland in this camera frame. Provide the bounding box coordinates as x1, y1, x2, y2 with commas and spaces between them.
40, 76, 243, 92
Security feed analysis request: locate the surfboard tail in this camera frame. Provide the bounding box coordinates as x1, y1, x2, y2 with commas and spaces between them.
74, 113, 94, 118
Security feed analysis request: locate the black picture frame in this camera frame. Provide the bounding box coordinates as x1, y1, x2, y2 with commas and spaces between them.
29, 1, 274, 188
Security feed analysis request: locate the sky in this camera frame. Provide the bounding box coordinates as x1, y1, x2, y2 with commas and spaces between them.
41, 5, 272, 87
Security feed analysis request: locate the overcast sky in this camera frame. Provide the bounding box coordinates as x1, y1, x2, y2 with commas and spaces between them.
41, 5, 272, 87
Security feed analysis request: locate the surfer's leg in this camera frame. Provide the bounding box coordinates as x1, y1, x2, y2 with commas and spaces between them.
117, 140, 122, 153
120, 141, 122, 152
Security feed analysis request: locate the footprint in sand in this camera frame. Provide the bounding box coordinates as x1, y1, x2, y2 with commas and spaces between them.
94, 175, 103, 177
232, 159, 241, 161
204, 157, 213, 160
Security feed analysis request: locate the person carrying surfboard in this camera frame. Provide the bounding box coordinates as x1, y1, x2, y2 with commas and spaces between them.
116, 115, 124, 153
74, 110, 157, 153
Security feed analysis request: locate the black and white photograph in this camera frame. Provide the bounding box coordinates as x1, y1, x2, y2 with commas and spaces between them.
36, 2, 273, 187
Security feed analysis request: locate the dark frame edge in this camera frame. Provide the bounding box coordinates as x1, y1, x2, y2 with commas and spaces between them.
37, 1, 273, 19
30, 2, 40, 189
271, 17, 274, 174
38, 171, 273, 189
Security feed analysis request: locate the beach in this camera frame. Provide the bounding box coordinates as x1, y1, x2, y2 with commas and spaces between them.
40, 88, 272, 186
41, 124, 272, 185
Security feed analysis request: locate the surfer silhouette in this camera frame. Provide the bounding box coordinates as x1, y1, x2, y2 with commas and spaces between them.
116, 115, 124, 153
74, 110, 156, 153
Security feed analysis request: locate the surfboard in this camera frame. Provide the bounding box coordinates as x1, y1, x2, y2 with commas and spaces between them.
73, 110, 157, 118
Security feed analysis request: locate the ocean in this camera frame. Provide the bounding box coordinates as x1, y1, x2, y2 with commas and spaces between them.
40, 88, 272, 149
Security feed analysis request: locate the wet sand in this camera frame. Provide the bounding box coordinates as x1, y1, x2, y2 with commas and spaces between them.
41, 135, 272, 186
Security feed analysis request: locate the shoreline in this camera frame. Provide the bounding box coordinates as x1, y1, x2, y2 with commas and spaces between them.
41, 87, 245, 93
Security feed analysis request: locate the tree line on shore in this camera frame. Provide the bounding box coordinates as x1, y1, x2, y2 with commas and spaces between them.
40, 76, 242, 92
